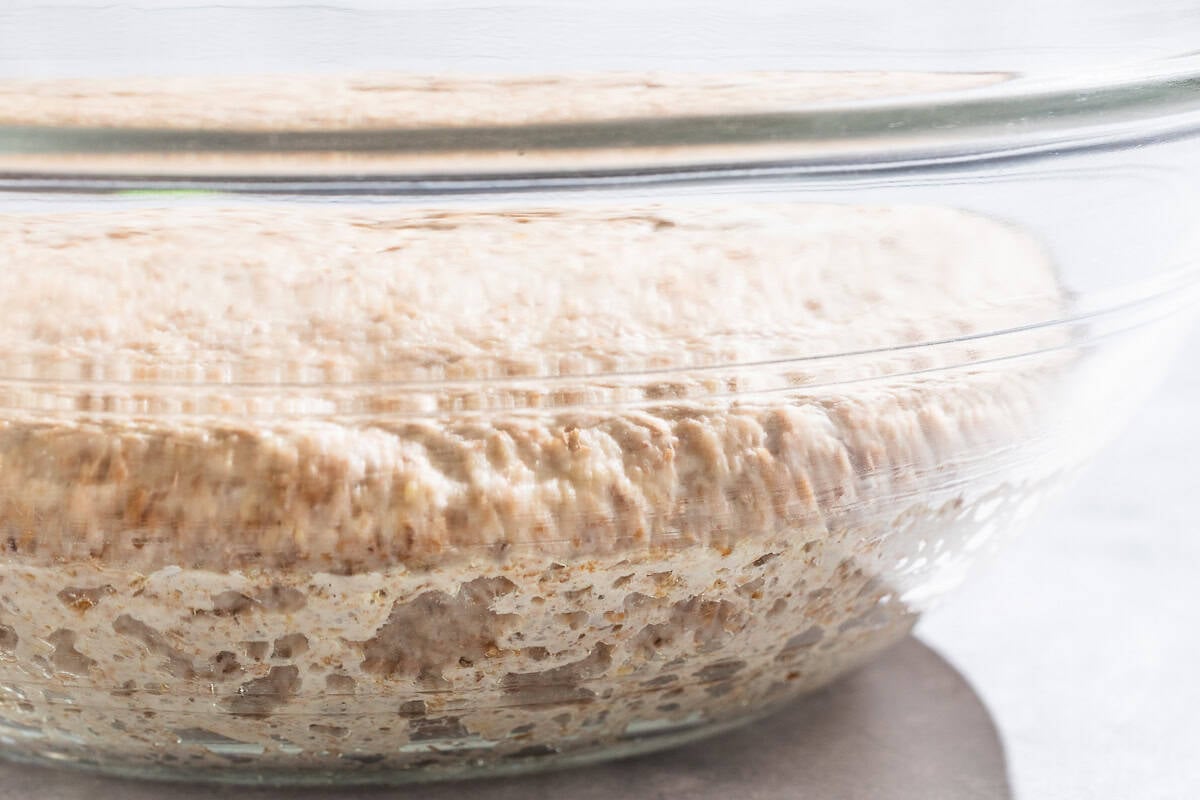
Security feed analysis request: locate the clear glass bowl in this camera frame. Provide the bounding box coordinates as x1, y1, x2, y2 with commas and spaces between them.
0, 0, 1198, 786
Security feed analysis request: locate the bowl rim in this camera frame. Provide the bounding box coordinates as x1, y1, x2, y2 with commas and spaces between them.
3, 59, 1200, 189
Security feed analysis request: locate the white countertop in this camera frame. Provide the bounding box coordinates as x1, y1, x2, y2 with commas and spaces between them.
917, 325, 1200, 800
0, 330, 1195, 800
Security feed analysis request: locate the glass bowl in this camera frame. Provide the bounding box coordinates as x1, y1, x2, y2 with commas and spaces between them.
0, 0, 1198, 786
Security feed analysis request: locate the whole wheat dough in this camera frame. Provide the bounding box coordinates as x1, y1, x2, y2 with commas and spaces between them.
0, 202, 1065, 780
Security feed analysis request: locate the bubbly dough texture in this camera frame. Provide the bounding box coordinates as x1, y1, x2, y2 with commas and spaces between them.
0, 203, 1065, 780
0, 204, 1061, 568
1, 204, 1057, 382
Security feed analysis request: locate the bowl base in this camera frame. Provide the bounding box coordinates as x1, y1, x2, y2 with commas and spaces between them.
0, 705, 778, 787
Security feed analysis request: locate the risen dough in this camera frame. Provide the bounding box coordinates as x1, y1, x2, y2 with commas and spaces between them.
0, 202, 1063, 781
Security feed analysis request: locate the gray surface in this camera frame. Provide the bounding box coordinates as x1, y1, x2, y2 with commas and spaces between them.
0, 342, 1194, 799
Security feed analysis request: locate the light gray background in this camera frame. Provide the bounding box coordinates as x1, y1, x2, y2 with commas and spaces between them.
0, 330, 1194, 800
918, 322, 1200, 799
